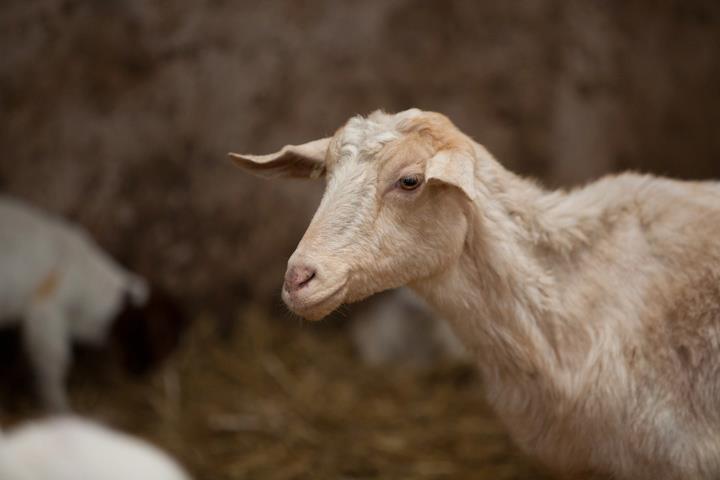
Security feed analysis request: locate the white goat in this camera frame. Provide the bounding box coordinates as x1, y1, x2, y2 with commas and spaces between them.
0, 417, 189, 480
231, 109, 720, 479
352, 289, 467, 367
0, 197, 185, 411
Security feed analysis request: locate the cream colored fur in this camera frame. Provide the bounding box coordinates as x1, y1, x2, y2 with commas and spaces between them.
0, 196, 149, 410
0, 417, 189, 480
231, 109, 720, 479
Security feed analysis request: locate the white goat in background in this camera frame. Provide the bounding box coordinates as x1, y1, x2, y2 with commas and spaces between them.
231, 109, 720, 479
0, 197, 186, 411
352, 289, 467, 367
0, 417, 189, 480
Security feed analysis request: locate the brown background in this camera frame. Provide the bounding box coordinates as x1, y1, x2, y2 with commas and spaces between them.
2, 0, 718, 308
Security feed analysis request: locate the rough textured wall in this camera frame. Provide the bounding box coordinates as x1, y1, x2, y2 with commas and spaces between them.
1, 0, 718, 307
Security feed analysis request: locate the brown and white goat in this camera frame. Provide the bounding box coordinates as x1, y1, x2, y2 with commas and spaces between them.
231, 109, 720, 479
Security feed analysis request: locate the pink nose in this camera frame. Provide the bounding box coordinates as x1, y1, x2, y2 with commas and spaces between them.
284, 264, 316, 293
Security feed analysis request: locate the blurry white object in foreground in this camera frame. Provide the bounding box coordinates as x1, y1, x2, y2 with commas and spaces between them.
0, 417, 190, 480
352, 289, 468, 367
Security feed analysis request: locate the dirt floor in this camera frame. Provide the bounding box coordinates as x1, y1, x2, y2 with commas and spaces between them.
1, 306, 549, 480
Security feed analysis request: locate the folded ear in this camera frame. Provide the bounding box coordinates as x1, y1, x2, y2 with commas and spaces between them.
229, 137, 331, 179
425, 149, 476, 200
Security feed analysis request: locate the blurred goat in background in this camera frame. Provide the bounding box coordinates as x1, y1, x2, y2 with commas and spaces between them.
352, 289, 468, 368
0, 196, 188, 411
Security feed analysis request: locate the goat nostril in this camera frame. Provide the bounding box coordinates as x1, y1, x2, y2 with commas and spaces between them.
285, 265, 317, 293
298, 270, 316, 288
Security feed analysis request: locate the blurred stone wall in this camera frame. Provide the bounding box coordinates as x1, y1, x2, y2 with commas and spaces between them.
1, 0, 718, 309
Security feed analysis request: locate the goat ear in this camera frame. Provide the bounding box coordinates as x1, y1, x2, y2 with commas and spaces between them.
229, 137, 331, 179
425, 149, 476, 200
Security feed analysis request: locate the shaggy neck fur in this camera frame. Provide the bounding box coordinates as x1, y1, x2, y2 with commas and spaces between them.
412, 148, 618, 395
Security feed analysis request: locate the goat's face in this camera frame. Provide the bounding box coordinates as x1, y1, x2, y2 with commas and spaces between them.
231, 109, 477, 320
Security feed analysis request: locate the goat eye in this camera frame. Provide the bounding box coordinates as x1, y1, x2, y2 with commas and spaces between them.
398, 174, 423, 191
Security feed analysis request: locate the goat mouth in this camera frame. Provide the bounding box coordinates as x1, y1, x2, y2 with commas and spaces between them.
283, 281, 347, 321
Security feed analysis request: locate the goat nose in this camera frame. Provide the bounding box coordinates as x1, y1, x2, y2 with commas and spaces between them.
284, 264, 316, 293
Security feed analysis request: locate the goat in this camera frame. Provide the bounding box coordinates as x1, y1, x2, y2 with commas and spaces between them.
0, 417, 189, 480
230, 109, 720, 479
0, 196, 188, 411
352, 289, 467, 367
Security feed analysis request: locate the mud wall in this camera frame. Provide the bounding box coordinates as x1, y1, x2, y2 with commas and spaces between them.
1, 0, 718, 306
